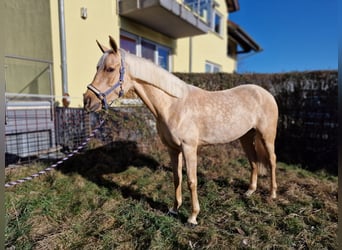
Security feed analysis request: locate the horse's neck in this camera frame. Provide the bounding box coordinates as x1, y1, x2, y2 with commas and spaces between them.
125, 54, 185, 119
132, 79, 176, 119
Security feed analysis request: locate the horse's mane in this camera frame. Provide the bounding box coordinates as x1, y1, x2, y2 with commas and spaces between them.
124, 51, 187, 98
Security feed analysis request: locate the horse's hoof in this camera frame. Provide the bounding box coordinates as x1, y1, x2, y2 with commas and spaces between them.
167, 209, 178, 217
186, 217, 198, 227
185, 222, 197, 228
244, 189, 255, 197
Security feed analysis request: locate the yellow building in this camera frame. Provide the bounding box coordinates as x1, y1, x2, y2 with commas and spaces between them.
4, 0, 261, 107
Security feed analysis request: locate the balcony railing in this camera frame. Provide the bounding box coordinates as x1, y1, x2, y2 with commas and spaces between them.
183, 0, 212, 21
119, 0, 210, 38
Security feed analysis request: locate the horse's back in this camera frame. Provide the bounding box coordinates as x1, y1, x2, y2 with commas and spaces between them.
176, 84, 278, 145
229, 84, 278, 137
218, 84, 278, 117
228, 84, 278, 125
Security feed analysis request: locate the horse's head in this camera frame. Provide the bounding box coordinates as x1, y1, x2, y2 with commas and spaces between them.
83, 36, 127, 112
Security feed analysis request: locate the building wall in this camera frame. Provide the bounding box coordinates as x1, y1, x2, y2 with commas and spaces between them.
4, 0, 53, 95
4, 0, 240, 108
174, 33, 236, 73
173, 0, 236, 73
120, 19, 174, 50
50, 0, 237, 107
50, 0, 120, 107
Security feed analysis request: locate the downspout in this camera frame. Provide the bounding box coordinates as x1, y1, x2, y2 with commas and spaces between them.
189, 37, 193, 73
58, 0, 68, 94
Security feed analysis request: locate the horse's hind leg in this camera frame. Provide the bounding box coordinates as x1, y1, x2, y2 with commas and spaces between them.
168, 148, 183, 215
182, 144, 200, 225
261, 135, 277, 199
240, 130, 258, 197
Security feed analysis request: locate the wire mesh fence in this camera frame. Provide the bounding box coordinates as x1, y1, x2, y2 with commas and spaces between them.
5, 103, 101, 166
54, 107, 90, 154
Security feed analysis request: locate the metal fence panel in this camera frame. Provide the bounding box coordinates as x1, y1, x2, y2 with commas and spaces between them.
5, 102, 56, 163
5, 104, 96, 166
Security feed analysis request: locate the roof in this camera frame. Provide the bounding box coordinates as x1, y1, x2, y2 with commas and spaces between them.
226, 0, 240, 13
227, 20, 262, 53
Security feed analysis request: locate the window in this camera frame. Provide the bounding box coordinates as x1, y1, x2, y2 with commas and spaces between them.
205, 61, 221, 73
212, 12, 222, 34
184, 1, 222, 34
120, 35, 137, 54
158, 47, 169, 70
141, 40, 156, 62
205, 63, 211, 73
120, 31, 172, 71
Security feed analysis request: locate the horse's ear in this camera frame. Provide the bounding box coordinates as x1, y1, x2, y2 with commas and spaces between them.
96, 40, 109, 53
109, 35, 118, 54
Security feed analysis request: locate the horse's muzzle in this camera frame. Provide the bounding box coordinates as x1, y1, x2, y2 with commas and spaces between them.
83, 94, 101, 112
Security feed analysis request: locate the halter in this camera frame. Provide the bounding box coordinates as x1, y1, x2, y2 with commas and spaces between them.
87, 50, 125, 110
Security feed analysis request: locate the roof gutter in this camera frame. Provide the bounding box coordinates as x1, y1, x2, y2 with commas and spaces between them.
58, 0, 68, 94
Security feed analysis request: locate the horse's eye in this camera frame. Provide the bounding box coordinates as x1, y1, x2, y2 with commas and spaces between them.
106, 67, 115, 73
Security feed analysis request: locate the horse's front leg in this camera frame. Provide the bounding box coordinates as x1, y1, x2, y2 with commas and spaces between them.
168, 148, 183, 215
182, 144, 200, 225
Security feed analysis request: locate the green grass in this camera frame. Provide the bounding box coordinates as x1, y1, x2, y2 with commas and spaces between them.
5, 146, 337, 249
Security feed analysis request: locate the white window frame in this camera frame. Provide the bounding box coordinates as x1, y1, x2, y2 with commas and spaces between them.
205, 61, 221, 73
211, 10, 223, 35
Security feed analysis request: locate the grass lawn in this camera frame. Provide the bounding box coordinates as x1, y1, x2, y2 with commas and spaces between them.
5, 142, 337, 249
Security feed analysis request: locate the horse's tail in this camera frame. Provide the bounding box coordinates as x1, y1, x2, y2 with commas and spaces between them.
254, 132, 269, 176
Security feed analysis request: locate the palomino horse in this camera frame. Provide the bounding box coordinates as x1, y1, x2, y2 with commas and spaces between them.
83, 36, 278, 225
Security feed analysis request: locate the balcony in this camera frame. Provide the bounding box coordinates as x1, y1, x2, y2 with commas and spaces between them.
119, 0, 210, 38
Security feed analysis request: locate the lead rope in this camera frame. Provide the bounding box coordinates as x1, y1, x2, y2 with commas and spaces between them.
5, 118, 105, 188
